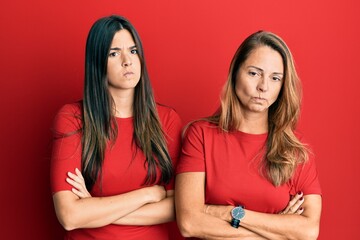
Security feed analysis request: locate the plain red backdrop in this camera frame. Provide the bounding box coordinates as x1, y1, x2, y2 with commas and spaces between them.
1, 0, 359, 239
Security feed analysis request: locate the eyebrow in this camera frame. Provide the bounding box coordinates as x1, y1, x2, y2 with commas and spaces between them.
247, 65, 283, 75
109, 45, 137, 51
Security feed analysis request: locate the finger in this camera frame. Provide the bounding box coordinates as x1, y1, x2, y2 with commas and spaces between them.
75, 168, 84, 180
71, 187, 86, 199
288, 197, 304, 213
67, 171, 77, 179
282, 192, 303, 214
67, 171, 84, 184
295, 207, 304, 215
69, 180, 91, 197
66, 177, 85, 190
289, 192, 303, 206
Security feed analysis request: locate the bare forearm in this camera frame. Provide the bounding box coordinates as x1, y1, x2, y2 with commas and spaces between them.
205, 195, 321, 240
54, 188, 155, 230
201, 205, 267, 239
242, 195, 321, 240
179, 210, 269, 239
114, 196, 175, 225
205, 234, 268, 240
242, 211, 316, 240
176, 173, 266, 239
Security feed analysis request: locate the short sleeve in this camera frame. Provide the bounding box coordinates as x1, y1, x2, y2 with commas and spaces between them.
176, 122, 206, 174
289, 154, 322, 196
50, 103, 82, 194
157, 106, 183, 190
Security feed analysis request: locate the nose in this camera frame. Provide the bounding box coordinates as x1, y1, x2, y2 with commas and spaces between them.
121, 54, 132, 67
257, 77, 268, 92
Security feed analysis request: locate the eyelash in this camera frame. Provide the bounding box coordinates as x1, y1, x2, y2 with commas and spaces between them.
248, 71, 282, 82
109, 52, 119, 57
273, 77, 281, 81
249, 71, 260, 77
108, 49, 138, 57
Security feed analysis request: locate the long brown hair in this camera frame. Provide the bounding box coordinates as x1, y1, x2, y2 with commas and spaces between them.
211, 31, 308, 186
82, 15, 172, 191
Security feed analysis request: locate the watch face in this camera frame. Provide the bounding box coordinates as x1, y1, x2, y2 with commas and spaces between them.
231, 206, 245, 220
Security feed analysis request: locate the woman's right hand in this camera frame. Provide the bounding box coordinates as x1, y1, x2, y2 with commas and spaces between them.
279, 191, 305, 215
145, 185, 166, 203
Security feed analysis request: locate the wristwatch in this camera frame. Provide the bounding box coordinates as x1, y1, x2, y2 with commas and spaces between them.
230, 206, 245, 228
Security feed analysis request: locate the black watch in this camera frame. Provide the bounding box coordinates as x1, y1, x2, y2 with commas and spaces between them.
230, 206, 245, 228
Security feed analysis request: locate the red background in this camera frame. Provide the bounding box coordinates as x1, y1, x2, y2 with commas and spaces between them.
1, 0, 359, 239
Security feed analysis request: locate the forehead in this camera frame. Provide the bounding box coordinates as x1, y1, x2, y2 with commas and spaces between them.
243, 46, 283, 72
110, 29, 135, 46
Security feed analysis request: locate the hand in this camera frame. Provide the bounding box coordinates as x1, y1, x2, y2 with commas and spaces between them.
145, 185, 166, 203
66, 168, 92, 199
279, 191, 304, 215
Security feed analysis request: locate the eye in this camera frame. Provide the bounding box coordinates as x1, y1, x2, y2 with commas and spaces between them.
248, 71, 259, 77
108, 52, 119, 57
272, 76, 282, 81
130, 49, 138, 54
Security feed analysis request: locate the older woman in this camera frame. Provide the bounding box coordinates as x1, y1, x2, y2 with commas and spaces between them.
175, 31, 321, 240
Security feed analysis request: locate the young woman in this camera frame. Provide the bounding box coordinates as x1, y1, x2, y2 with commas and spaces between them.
50, 15, 182, 239
175, 31, 322, 239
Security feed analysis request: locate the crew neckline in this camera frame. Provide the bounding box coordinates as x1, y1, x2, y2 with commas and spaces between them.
115, 116, 133, 122
234, 130, 268, 141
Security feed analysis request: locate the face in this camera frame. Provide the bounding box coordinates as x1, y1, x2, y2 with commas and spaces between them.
235, 46, 284, 115
107, 29, 141, 94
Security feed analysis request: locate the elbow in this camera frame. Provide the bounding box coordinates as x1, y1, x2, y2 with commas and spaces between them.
177, 215, 198, 238
55, 207, 80, 231
61, 222, 76, 232
294, 223, 319, 240
304, 225, 319, 240
57, 212, 77, 231
177, 220, 194, 238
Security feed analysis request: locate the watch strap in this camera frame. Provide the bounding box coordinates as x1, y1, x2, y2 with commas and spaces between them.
230, 217, 240, 228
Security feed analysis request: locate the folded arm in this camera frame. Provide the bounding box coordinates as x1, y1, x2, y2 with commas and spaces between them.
113, 190, 175, 226
203, 190, 321, 240
175, 172, 267, 239
60, 168, 175, 227
53, 169, 166, 230
241, 194, 322, 240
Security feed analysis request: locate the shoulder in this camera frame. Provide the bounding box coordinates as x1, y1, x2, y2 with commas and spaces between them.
188, 119, 218, 131
156, 103, 182, 127
52, 101, 83, 133
156, 103, 179, 119
183, 119, 219, 138
56, 101, 82, 115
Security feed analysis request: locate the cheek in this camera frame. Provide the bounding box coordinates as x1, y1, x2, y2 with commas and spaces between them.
135, 58, 141, 74
270, 85, 282, 102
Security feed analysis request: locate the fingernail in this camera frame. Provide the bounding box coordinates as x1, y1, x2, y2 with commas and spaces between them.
297, 191, 302, 195
300, 207, 303, 211
300, 197, 304, 201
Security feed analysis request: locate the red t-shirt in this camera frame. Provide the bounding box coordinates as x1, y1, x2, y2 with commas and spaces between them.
50, 102, 182, 240
176, 121, 321, 213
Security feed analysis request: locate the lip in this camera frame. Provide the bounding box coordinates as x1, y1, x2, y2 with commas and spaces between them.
252, 97, 267, 102
123, 71, 134, 77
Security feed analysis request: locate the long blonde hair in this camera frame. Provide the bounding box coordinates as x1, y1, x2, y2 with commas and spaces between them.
212, 31, 308, 186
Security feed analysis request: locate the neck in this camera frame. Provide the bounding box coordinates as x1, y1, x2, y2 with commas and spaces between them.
237, 111, 268, 134
109, 88, 134, 118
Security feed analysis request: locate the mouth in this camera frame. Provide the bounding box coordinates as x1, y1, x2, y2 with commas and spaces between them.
253, 97, 266, 100
252, 97, 267, 103
123, 71, 134, 77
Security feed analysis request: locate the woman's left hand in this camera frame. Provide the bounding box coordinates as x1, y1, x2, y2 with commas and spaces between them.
66, 168, 92, 199
278, 191, 304, 215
